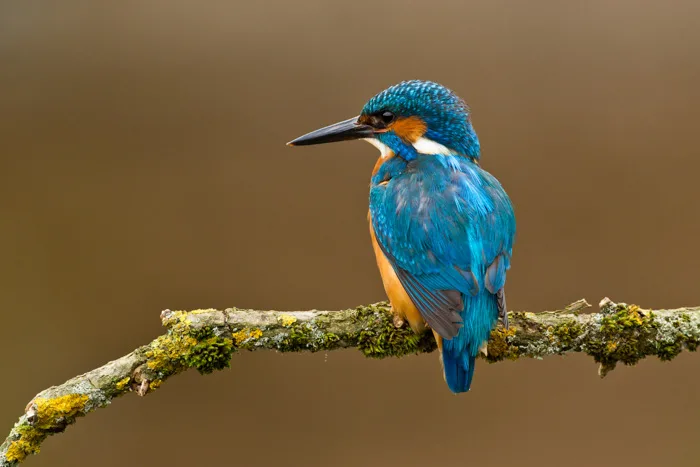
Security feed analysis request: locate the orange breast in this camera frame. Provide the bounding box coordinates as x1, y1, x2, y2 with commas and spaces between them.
368, 217, 426, 334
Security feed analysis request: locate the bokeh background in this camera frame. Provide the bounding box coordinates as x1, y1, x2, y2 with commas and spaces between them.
2, 1, 699, 466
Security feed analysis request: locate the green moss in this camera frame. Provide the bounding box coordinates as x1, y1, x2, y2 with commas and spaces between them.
189, 325, 215, 341
275, 322, 314, 351
183, 336, 234, 374
352, 304, 435, 358
585, 304, 658, 373
147, 315, 233, 376
655, 340, 683, 361
269, 317, 341, 352
552, 320, 585, 349
318, 331, 340, 347
486, 327, 518, 362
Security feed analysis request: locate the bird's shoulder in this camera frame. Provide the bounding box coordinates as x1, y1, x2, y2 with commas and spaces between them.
370, 155, 515, 274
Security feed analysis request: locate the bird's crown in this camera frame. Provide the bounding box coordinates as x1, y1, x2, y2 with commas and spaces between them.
359, 80, 480, 160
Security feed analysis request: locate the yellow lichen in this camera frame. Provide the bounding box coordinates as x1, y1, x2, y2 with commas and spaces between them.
279, 314, 298, 327
606, 341, 618, 352
6, 439, 39, 462
149, 380, 162, 391
627, 305, 644, 325
232, 328, 263, 345
160, 310, 190, 327
115, 377, 131, 391
189, 308, 218, 315
5, 395, 88, 462
146, 333, 198, 372
33, 394, 89, 430
162, 309, 218, 327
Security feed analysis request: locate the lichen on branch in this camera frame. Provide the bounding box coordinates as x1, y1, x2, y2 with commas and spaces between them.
2, 298, 699, 466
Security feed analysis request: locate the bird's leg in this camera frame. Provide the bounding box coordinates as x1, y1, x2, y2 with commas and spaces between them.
392, 309, 405, 328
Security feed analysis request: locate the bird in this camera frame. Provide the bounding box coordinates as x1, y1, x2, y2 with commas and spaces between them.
287, 80, 516, 393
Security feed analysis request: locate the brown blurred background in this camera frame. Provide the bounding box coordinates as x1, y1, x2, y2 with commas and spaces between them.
1, 1, 699, 466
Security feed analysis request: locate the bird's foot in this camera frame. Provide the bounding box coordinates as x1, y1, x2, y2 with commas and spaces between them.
392, 312, 405, 329
479, 342, 488, 357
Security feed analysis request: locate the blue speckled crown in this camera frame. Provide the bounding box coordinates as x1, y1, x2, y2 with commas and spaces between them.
362, 80, 480, 158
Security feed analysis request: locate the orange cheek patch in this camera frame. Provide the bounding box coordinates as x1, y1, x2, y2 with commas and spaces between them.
391, 116, 427, 143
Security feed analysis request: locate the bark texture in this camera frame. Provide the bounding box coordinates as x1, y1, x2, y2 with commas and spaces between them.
2, 298, 699, 466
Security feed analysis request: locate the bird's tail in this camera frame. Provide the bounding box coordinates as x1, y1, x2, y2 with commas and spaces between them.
442, 348, 476, 393
440, 290, 499, 393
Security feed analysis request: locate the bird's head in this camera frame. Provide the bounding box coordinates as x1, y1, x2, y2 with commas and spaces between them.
288, 80, 480, 161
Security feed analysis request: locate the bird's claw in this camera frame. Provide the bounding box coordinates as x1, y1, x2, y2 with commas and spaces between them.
392, 312, 405, 329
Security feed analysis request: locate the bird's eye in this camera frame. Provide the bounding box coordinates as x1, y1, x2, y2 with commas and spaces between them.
380, 111, 395, 124
365, 110, 396, 129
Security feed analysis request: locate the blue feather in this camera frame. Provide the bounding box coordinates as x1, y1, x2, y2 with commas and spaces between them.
443, 348, 476, 393
370, 152, 515, 392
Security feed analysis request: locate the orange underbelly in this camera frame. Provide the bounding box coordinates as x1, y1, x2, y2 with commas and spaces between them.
368, 216, 426, 333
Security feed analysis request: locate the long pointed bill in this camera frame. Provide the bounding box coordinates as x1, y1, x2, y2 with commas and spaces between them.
287, 116, 374, 146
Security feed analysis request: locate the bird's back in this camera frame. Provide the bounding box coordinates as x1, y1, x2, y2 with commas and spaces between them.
370, 153, 515, 392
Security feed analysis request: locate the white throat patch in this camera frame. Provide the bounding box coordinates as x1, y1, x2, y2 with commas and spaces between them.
412, 137, 453, 156
363, 138, 393, 158
363, 136, 454, 158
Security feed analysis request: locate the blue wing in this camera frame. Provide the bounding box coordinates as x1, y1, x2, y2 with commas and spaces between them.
370, 156, 515, 340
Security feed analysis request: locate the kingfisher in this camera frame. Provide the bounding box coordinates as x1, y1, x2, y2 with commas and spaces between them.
288, 80, 516, 393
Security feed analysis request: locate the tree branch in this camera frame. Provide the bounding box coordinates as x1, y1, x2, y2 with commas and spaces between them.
2, 298, 699, 465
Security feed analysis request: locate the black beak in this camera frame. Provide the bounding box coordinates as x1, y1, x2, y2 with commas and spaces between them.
287, 116, 374, 146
